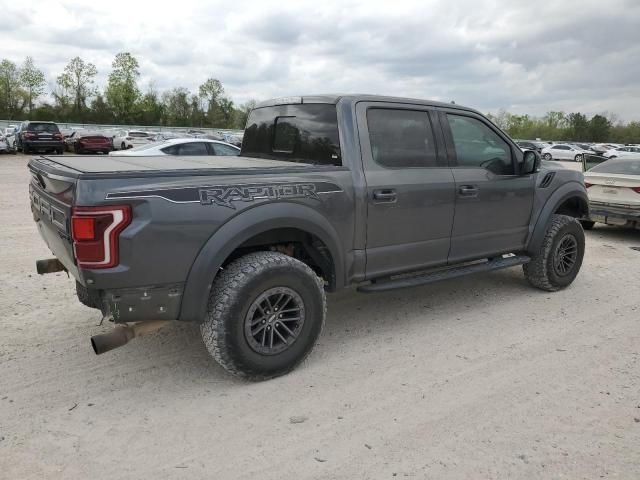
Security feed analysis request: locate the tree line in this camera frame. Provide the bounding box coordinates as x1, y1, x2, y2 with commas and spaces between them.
0, 53, 257, 129
2, 53, 640, 142
486, 109, 640, 144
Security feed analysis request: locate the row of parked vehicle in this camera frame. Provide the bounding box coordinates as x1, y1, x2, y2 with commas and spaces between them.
515, 139, 640, 162
0, 121, 244, 156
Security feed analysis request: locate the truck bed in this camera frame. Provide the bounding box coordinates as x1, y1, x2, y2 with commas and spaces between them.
29, 155, 318, 178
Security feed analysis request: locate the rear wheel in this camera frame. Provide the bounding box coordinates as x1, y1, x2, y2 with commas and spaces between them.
201, 251, 326, 380
543, 153, 552, 160
121, 142, 126, 150
22, 144, 29, 154
574, 154, 582, 162
524, 214, 585, 291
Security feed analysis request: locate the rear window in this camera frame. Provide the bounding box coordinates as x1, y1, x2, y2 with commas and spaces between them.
590, 158, 640, 175
241, 104, 341, 166
28, 123, 59, 133
129, 132, 149, 138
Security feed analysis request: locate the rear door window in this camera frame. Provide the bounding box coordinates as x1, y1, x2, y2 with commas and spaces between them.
211, 143, 240, 156
366, 108, 438, 168
178, 142, 208, 155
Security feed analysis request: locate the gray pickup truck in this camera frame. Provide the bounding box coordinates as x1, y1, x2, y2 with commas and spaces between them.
29, 94, 589, 380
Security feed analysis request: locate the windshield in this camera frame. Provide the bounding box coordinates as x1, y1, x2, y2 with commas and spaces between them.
241, 104, 341, 166
590, 158, 640, 175
28, 123, 59, 133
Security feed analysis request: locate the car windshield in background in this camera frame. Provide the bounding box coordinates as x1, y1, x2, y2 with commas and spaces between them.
241, 104, 341, 166
590, 158, 640, 175
29, 123, 59, 133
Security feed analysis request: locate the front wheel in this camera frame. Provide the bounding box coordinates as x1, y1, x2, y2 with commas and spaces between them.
543, 153, 552, 160
524, 214, 585, 292
120, 142, 126, 150
201, 251, 326, 380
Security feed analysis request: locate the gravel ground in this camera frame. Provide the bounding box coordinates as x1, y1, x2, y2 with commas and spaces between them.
1, 154, 639, 479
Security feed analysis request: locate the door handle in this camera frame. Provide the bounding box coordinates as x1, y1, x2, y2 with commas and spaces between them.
372, 189, 397, 202
458, 185, 479, 197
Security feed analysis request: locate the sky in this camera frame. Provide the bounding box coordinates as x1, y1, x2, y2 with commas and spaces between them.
2, 0, 640, 121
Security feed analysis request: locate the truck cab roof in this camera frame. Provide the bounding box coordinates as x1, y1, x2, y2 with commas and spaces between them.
256, 93, 479, 115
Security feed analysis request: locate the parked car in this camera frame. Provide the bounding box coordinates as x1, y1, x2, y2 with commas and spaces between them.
541, 144, 588, 162
0, 135, 10, 154
29, 94, 589, 380
109, 138, 240, 156
112, 130, 152, 150
5, 124, 20, 150
582, 156, 640, 230
516, 140, 545, 153
17, 121, 64, 154
68, 131, 113, 154
602, 146, 640, 159
148, 132, 185, 142
3, 126, 16, 138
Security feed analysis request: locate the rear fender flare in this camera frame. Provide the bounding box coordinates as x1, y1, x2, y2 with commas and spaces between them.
179, 202, 344, 322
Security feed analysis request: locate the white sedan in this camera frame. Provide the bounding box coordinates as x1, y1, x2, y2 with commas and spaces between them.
541, 144, 590, 162
111, 130, 152, 150
109, 138, 240, 156
602, 146, 640, 159
582, 156, 640, 230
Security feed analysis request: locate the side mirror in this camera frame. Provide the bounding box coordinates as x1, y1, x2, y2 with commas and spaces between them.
521, 150, 541, 175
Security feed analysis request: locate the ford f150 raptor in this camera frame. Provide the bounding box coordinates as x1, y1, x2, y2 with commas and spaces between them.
29, 94, 589, 379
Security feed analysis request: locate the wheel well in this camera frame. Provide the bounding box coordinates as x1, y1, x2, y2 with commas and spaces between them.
554, 196, 588, 218
221, 228, 336, 290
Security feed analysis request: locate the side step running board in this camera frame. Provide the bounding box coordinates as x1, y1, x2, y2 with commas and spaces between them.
357, 255, 531, 293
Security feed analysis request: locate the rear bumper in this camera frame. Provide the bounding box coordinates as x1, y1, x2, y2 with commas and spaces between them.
24, 141, 64, 150
589, 202, 640, 224
93, 283, 184, 323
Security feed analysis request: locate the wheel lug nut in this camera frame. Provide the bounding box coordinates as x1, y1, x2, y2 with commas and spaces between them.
279, 314, 282, 318
262, 319, 266, 324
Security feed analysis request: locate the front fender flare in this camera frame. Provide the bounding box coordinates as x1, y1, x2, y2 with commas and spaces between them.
526, 181, 588, 255
179, 202, 344, 323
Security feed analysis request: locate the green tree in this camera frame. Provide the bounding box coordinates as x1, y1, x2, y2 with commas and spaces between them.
235, 99, 257, 128
566, 112, 589, 141
19, 56, 46, 112
105, 52, 140, 123
588, 115, 611, 142
57, 56, 97, 114
0, 59, 27, 119
162, 87, 192, 126
137, 83, 164, 125
198, 78, 224, 113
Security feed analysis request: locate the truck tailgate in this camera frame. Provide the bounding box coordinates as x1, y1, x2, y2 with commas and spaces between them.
28, 162, 79, 278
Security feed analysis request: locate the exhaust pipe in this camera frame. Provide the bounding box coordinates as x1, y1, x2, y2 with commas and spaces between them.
91, 320, 170, 355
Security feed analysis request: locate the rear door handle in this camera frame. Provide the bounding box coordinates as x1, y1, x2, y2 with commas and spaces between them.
372, 189, 397, 203
458, 185, 479, 197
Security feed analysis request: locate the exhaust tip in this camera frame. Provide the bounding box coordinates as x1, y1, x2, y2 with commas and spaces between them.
90, 328, 131, 355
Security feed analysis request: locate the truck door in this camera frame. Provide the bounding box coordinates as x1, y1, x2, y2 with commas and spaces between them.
356, 102, 455, 279
438, 111, 535, 263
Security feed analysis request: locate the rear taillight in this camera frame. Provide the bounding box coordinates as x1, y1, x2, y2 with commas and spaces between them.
632, 187, 640, 194
24, 132, 36, 139
71, 205, 131, 268
125, 137, 133, 140
584, 182, 593, 188
54, 133, 63, 140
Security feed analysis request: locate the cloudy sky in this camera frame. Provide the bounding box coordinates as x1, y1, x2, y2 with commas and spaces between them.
2, 0, 639, 120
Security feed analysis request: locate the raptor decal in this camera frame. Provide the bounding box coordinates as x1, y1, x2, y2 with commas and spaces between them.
106, 182, 341, 207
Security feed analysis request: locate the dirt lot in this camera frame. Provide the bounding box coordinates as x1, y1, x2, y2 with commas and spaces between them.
1, 154, 639, 479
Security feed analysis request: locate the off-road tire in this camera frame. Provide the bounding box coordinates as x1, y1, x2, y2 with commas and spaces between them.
580, 220, 595, 230
523, 214, 585, 292
201, 251, 326, 380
